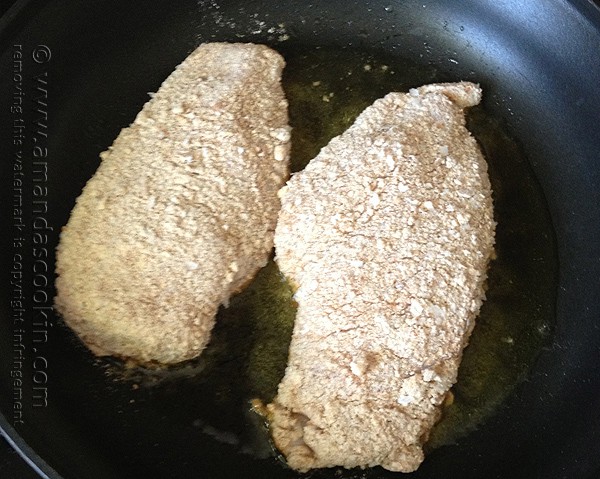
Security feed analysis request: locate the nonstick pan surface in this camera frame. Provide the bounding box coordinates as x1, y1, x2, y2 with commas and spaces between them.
1, 1, 600, 478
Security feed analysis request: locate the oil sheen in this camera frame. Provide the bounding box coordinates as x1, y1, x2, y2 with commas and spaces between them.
239, 46, 557, 449
117, 46, 557, 459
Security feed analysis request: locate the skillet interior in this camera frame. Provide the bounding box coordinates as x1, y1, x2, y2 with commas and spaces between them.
1, 1, 599, 478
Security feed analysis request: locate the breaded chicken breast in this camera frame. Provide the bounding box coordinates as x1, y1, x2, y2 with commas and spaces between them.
55, 43, 290, 365
267, 82, 495, 472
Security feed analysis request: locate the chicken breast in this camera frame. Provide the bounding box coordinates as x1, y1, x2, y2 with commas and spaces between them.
267, 82, 495, 472
55, 43, 290, 365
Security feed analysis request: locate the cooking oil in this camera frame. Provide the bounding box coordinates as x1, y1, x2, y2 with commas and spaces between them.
237, 46, 557, 448
113, 46, 557, 458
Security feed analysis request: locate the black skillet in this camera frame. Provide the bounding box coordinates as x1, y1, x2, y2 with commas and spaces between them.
1, 1, 600, 478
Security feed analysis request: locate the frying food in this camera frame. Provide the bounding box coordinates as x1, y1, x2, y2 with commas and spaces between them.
55, 43, 290, 365
267, 82, 495, 472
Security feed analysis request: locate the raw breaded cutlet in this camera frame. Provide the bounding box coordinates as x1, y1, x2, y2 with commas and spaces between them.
267, 82, 495, 472
55, 43, 290, 365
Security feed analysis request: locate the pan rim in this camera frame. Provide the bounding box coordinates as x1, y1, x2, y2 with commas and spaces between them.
1, 0, 600, 478
0, 416, 57, 479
